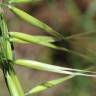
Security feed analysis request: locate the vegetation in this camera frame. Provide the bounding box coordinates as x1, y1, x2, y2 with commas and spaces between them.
0, 0, 96, 96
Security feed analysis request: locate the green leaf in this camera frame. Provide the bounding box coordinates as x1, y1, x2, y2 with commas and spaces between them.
0, 14, 13, 60
9, 31, 96, 63
8, 6, 64, 39
10, 37, 29, 44
8, 6, 95, 62
14, 59, 96, 77
10, 33, 95, 64
8, 0, 41, 4
9, 32, 59, 49
2, 64, 24, 96
9, 32, 66, 50
25, 75, 74, 95
0, 14, 24, 96
5, 72, 24, 96
25, 67, 95, 96
9, 32, 94, 63
9, 32, 55, 43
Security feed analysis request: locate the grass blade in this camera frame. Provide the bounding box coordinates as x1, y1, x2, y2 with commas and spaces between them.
8, 0, 42, 4
9, 32, 95, 63
8, 6, 64, 39
9, 32, 55, 43
0, 14, 13, 60
0, 13, 24, 96
9, 32, 59, 49
14, 59, 96, 77
7, 5, 96, 62
25, 66, 95, 95
2, 64, 24, 96
25, 75, 74, 95
10, 37, 29, 44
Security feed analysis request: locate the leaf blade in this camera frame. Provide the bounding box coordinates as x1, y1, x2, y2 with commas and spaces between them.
25, 75, 74, 95
2, 64, 24, 96
9, 32, 58, 49
14, 59, 96, 77
9, 0, 42, 4
9, 32, 95, 63
8, 6, 64, 39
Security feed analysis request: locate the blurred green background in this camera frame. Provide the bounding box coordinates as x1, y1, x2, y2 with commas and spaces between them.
0, 0, 96, 96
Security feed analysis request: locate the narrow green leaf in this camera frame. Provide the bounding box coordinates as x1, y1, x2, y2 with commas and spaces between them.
25, 66, 95, 95
9, 32, 58, 49
9, 32, 94, 63
6, 72, 20, 96
0, 14, 24, 96
0, 14, 13, 60
14, 59, 96, 77
5, 72, 24, 96
10, 37, 30, 44
25, 75, 74, 95
8, 6, 64, 39
8, 6, 95, 62
9, 32, 55, 43
2, 64, 24, 96
9, 0, 41, 4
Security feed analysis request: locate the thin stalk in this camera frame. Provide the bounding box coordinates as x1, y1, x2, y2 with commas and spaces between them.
0, 6, 24, 96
